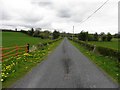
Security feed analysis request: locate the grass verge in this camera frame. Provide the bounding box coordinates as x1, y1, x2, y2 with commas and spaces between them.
69, 40, 120, 84
2, 39, 62, 88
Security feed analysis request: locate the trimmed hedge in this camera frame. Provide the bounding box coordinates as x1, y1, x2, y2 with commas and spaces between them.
69, 38, 120, 60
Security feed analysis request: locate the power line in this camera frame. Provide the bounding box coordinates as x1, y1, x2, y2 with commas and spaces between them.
80, 0, 109, 24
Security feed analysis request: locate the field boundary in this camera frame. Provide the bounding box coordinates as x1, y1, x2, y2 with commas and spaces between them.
68, 38, 120, 60
1, 44, 29, 62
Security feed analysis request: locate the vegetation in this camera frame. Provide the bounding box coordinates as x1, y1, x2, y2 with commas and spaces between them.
93, 32, 99, 41
114, 32, 120, 38
2, 38, 62, 88
69, 38, 119, 59
87, 38, 118, 50
106, 32, 112, 41
28, 28, 34, 36
53, 30, 60, 39
39, 30, 51, 39
78, 31, 88, 41
2, 32, 50, 47
0, 31, 2, 46
77, 31, 113, 42
70, 40, 120, 84
33, 30, 40, 37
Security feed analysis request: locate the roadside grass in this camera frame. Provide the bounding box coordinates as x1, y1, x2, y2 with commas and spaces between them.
70, 40, 120, 84
2, 39, 62, 88
2, 32, 50, 47
87, 38, 119, 50
0, 31, 2, 46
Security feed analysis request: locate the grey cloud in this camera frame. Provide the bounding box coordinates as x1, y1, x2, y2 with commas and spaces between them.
23, 17, 42, 23
38, 1, 52, 6
58, 10, 71, 18
57, 8, 72, 18
32, 0, 52, 7
0, 0, 117, 34
0, 10, 12, 20
20, 14, 43, 24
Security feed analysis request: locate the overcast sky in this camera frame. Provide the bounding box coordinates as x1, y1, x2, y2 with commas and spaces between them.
0, 0, 118, 34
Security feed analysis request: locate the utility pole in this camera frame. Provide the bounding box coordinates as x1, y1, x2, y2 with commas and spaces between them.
72, 26, 74, 40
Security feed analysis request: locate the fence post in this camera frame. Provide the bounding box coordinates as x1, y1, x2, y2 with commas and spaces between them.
26, 44, 29, 53
93, 45, 96, 53
16, 45, 18, 56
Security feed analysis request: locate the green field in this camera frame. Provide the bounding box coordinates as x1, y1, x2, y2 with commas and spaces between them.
87, 38, 119, 50
2, 32, 50, 47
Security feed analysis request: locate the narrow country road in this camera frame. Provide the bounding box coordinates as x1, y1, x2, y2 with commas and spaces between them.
12, 38, 118, 88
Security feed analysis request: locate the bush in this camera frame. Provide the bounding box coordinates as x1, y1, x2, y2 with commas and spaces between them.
106, 32, 112, 41
101, 35, 106, 41
69, 38, 120, 60
94, 32, 99, 41
71, 38, 94, 51
88, 34, 94, 41
53, 30, 60, 39
96, 46, 120, 59
78, 31, 88, 41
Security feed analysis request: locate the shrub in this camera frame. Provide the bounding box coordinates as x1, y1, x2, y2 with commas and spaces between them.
94, 32, 99, 41
101, 34, 106, 41
88, 34, 94, 41
78, 31, 88, 41
53, 30, 60, 39
69, 38, 120, 60
96, 46, 120, 59
106, 32, 112, 41
71, 38, 94, 51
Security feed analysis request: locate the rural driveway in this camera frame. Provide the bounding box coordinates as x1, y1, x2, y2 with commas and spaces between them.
12, 38, 118, 88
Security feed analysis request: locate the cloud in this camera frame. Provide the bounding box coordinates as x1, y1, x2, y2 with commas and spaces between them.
0, 0, 118, 34
57, 8, 72, 18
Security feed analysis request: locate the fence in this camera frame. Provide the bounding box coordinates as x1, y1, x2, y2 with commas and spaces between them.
0, 37, 63, 62
0, 44, 29, 62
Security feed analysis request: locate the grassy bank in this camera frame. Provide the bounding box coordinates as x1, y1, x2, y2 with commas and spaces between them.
2, 39, 62, 88
70, 40, 119, 84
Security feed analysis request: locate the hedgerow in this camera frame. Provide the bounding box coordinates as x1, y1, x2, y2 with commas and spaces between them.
69, 38, 120, 60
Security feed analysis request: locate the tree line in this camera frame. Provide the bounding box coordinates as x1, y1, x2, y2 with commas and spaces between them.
21, 28, 60, 39
77, 31, 113, 41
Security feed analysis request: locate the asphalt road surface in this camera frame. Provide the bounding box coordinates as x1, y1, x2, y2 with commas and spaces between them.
12, 38, 118, 88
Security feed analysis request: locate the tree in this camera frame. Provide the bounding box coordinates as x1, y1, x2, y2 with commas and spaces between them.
78, 31, 88, 41
114, 33, 120, 38
106, 32, 112, 41
53, 30, 60, 39
39, 30, 50, 39
15, 28, 17, 31
33, 30, 40, 37
100, 32, 106, 41
94, 32, 99, 41
101, 35, 106, 41
88, 34, 94, 41
28, 28, 34, 36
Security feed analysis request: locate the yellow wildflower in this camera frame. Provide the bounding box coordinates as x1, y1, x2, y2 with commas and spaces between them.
1, 79, 3, 82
